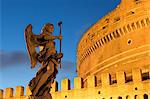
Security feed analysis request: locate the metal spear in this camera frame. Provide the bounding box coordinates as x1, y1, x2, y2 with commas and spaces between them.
58, 21, 62, 68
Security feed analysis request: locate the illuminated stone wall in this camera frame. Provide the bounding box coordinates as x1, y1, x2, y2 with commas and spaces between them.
0, 75, 150, 99
77, 0, 150, 88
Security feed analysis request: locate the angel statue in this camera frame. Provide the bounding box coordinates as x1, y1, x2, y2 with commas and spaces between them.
24, 22, 63, 99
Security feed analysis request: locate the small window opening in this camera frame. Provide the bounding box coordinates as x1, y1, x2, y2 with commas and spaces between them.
110, 74, 117, 85
146, 18, 150, 25
98, 91, 101, 94
125, 72, 133, 83
127, 39, 132, 45
131, 23, 136, 30
143, 94, 148, 99
142, 72, 150, 81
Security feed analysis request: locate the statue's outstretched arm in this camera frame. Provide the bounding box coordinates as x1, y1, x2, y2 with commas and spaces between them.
53, 35, 62, 40
45, 35, 62, 41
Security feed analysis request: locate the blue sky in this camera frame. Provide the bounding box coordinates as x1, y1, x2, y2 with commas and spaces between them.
0, 0, 120, 90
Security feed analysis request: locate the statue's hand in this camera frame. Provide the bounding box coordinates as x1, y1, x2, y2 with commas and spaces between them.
25, 24, 32, 33
58, 35, 62, 40
55, 52, 63, 59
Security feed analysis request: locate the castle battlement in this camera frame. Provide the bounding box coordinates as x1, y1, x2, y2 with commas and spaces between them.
0, 86, 31, 99
1, 71, 150, 99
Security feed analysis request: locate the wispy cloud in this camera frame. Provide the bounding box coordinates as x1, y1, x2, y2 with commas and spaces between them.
0, 50, 77, 72
0, 50, 77, 89
60, 61, 76, 72
0, 50, 29, 67
57, 61, 77, 79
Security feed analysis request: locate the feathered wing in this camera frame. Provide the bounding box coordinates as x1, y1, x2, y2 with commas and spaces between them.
25, 24, 38, 68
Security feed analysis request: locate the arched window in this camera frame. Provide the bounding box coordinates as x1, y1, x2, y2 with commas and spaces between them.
141, 20, 146, 27
95, 42, 99, 48
106, 35, 110, 42
143, 94, 148, 99
134, 95, 138, 99
109, 33, 113, 40
103, 37, 107, 43
118, 96, 122, 99
123, 26, 127, 33
136, 21, 141, 28
146, 18, 150, 25
100, 38, 104, 45
112, 31, 120, 38
119, 28, 123, 35
127, 24, 131, 31
131, 23, 136, 30
126, 95, 130, 99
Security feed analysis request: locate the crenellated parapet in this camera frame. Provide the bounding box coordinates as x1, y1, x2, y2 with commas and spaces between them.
0, 86, 31, 99
0, 86, 32, 99
1, 73, 150, 99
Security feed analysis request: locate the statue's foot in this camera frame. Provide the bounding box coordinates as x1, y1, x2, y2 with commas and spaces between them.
28, 95, 52, 99
44, 93, 52, 99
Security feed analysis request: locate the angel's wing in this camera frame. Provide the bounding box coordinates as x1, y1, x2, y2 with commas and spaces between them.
24, 24, 38, 68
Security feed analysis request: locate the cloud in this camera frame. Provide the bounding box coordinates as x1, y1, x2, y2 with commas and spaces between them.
60, 61, 76, 71
57, 61, 77, 77
0, 50, 77, 72
0, 50, 77, 79
0, 50, 77, 89
57, 60, 77, 79
0, 50, 29, 68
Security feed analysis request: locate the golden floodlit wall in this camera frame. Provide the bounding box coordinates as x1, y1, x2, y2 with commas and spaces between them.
0, 75, 149, 99
77, 0, 150, 88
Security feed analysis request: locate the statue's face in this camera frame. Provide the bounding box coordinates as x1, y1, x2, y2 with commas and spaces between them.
47, 25, 54, 33
43, 24, 54, 33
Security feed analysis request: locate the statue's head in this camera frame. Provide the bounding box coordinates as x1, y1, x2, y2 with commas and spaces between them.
41, 23, 54, 34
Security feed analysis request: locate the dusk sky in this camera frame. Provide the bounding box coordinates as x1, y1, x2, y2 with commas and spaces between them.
0, 0, 120, 90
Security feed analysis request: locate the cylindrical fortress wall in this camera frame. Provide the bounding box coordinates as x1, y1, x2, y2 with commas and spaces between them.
77, 0, 150, 86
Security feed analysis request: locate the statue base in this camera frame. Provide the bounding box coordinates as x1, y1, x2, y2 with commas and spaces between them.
29, 93, 52, 99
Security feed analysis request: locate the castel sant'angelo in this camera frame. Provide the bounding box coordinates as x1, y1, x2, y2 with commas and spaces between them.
0, 0, 150, 99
